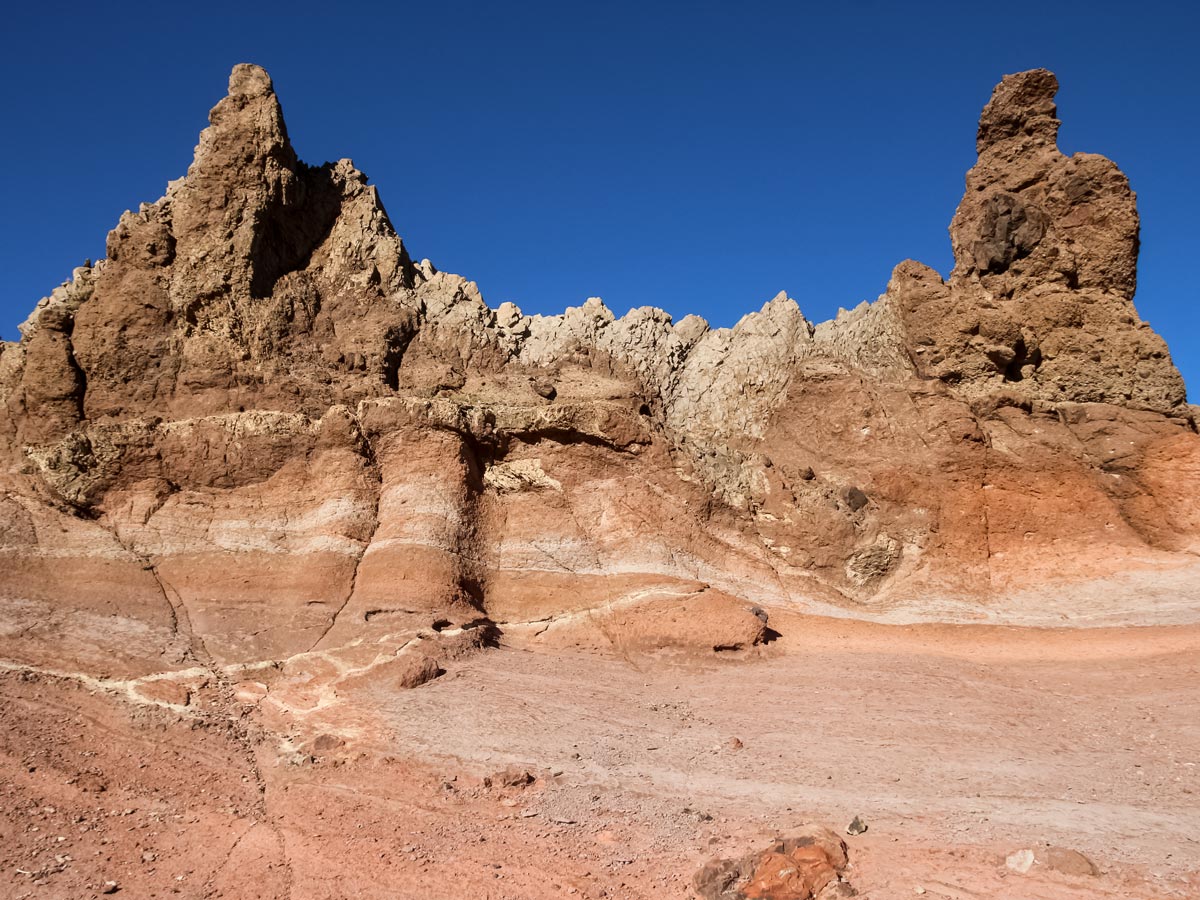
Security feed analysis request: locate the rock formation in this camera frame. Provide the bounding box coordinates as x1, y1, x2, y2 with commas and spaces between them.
2, 65, 1200, 900
693, 827, 852, 899
2, 64, 1198, 685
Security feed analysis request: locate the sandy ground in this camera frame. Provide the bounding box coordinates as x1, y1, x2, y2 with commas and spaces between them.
1, 615, 1198, 899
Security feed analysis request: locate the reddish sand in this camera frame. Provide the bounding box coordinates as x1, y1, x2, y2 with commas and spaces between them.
2, 617, 1198, 899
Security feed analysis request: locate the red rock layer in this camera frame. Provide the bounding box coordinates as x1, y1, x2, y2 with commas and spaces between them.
1, 65, 1198, 683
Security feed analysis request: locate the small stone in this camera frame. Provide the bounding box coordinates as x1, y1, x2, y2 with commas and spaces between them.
309, 733, 344, 753
844, 487, 869, 512
495, 301, 523, 329
1005, 848, 1035, 874
846, 816, 867, 836
102, 881, 120, 894
485, 766, 534, 789
76, 774, 107, 793
233, 681, 268, 704
396, 655, 443, 689
1038, 846, 1099, 877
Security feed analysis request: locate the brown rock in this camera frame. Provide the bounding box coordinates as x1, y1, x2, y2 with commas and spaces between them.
310, 733, 346, 753
909, 68, 1188, 412
1, 62, 1198, 701
484, 767, 535, 789
396, 656, 444, 690
598, 589, 770, 656
531, 376, 557, 400
694, 827, 850, 900
1037, 846, 1099, 877
75, 774, 108, 794
133, 679, 191, 708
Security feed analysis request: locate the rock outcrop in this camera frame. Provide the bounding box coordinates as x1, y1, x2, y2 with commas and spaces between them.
2, 65, 1199, 681
694, 827, 852, 900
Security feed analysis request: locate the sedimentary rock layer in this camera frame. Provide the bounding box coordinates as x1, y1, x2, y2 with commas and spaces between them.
2, 65, 1198, 681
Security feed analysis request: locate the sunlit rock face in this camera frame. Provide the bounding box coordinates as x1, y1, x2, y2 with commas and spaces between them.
2, 63, 1199, 688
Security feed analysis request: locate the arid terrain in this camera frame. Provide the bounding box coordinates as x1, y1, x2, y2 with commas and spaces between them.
3, 619, 1198, 899
1, 64, 1197, 899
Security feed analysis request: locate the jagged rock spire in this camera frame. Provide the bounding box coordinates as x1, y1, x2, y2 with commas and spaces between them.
191, 63, 296, 178
886, 68, 1188, 412
975, 68, 1061, 154
169, 63, 306, 302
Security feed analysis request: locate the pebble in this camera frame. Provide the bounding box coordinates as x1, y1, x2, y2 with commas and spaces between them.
1005, 848, 1035, 874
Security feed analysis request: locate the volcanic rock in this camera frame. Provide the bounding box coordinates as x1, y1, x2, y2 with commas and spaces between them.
1, 63, 1198, 692
694, 827, 850, 900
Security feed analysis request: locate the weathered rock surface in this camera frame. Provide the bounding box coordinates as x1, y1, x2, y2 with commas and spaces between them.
2, 64, 1199, 688
694, 827, 851, 899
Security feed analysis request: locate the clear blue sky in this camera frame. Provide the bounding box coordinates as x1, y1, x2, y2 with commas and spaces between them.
3, 1, 1196, 399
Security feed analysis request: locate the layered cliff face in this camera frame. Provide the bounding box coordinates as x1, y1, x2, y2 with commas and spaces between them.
1, 65, 1198, 684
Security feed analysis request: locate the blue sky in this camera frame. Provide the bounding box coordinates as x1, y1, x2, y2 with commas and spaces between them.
3, 1, 1196, 399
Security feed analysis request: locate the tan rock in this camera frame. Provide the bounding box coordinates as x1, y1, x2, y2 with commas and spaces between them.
1, 63, 1198, 692
1037, 846, 1099, 877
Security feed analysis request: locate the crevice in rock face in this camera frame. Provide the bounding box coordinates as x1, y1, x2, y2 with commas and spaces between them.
381, 323, 415, 391
966, 409, 996, 600
1054, 406, 1185, 554
306, 414, 382, 654
249, 164, 345, 300
453, 433, 495, 617
514, 426, 641, 454
1001, 337, 1041, 383
63, 335, 88, 425
306, 521, 375, 655
99, 519, 190, 662
91, 511, 294, 894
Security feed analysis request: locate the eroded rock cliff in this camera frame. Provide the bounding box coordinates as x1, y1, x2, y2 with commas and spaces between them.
2, 65, 1198, 684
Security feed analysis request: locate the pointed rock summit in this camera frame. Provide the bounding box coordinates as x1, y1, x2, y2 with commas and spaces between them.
193, 62, 293, 175
976, 67, 1061, 153
912, 69, 1186, 412
168, 62, 305, 303
0, 64, 1197, 674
